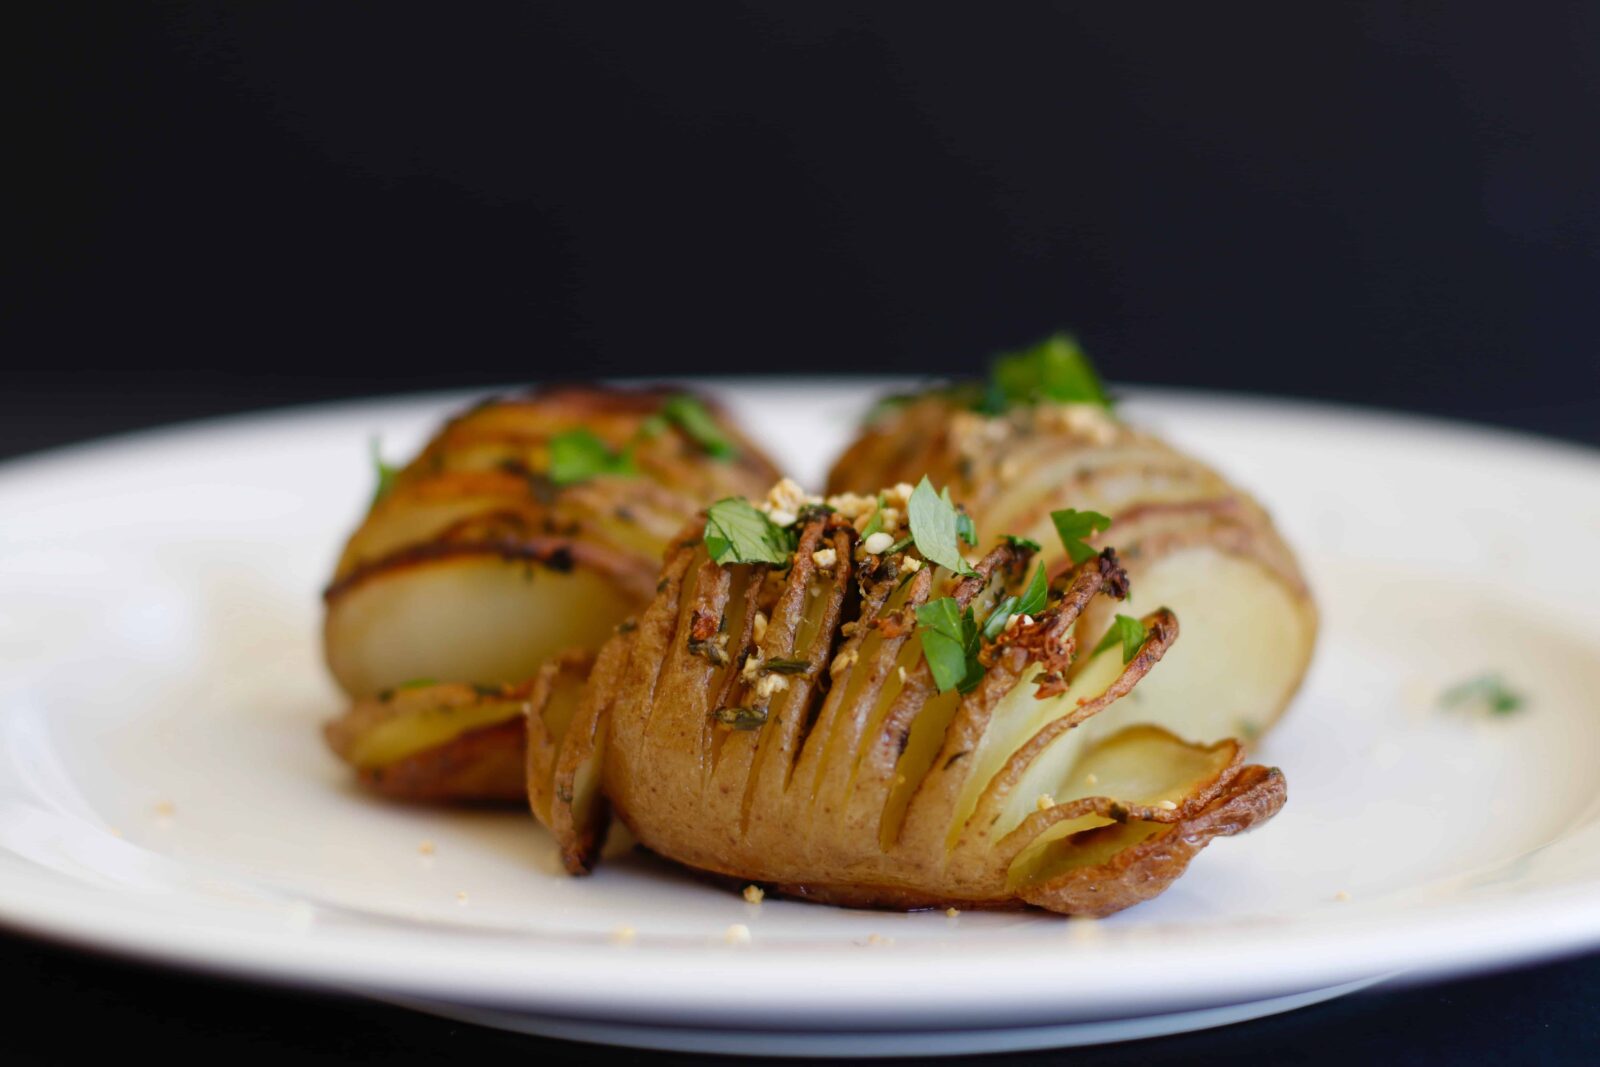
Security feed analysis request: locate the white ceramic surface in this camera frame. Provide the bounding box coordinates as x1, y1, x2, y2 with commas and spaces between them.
2, 382, 1598, 1055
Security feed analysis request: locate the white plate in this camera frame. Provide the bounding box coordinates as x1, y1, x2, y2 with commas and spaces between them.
2, 382, 1599, 1057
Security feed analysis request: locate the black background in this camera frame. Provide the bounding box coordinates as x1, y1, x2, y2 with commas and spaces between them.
6, 3, 1600, 1063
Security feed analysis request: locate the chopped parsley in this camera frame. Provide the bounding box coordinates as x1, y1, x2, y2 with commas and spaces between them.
1051, 508, 1113, 564
908, 477, 978, 576
859, 494, 888, 540
547, 429, 637, 485
984, 333, 1113, 411
703, 498, 795, 565
1092, 614, 1147, 664
916, 597, 984, 693
647, 394, 740, 460
981, 564, 1049, 642
1439, 673, 1524, 716
761, 657, 812, 675
1003, 534, 1042, 553
370, 437, 401, 506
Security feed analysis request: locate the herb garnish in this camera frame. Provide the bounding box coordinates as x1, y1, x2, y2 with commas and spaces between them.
859, 494, 888, 540
981, 564, 1049, 642
713, 705, 769, 730
762, 657, 812, 675
1439, 673, 1524, 716
1003, 534, 1042, 553
984, 333, 1113, 411
916, 597, 984, 693
370, 437, 401, 506
1092, 615, 1147, 664
1051, 508, 1113, 564
908, 477, 978, 576
643, 394, 740, 460
548, 429, 637, 485
703, 498, 795, 565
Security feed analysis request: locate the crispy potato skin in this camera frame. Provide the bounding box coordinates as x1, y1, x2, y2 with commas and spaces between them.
528, 510, 1288, 917
322, 384, 781, 802
827, 395, 1317, 742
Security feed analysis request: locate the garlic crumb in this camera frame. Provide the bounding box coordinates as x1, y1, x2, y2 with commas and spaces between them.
899, 556, 923, 573
754, 673, 790, 699
896, 665, 908, 684
742, 884, 765, 905
1084, 773, 1099, 786
1334, 890, 1352, 902
1157, 800, 1178, 812
811, 547, 838, 570
945, 907, 961, 919
865, 933, 893, 946
418, 840, 436, 856
456, 891, 469, 904
752, 611, 768, 643
153, 801, 175, 818
611, 924, 638, 944
863, 531, 895, 555
724, 923, 752, 945
1036, 794, 1056, 811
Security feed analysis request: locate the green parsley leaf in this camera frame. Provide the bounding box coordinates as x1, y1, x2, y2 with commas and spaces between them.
1439, 673, 1524, 716
547, 429, 637, 485
660, 394, 739, 460
908, 477, 978, 576
1051, 508, 1113, 564
981, 564, 1050, 642
956, 510, 978, 547
859, 494, 888, 540
987, 333, 1113, 410
703, 498, 794, 565
370, 437, 401, 507
1003, 534, 1043, 553
916, 597, 984, 693
1091, 614, 1147, 664
761, 657, 811, 675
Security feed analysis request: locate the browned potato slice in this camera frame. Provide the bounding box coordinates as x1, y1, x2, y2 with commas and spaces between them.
322, 384, 783, 801
324, 681, 531, 803
827, 392, 1316, 744
526, 499, 1286, 916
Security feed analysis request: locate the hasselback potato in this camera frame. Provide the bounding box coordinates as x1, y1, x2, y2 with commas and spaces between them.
827, 336, 1317, 747
322, 384, 781, 800
526, 482, 1286, 915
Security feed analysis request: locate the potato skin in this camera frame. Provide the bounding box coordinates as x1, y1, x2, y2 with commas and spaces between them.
828, 394, 1317, 744
321, 384, 781, 802
529, 508, 1289, 917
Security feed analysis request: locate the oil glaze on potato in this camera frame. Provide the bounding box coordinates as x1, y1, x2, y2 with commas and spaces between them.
827, 394, 1317, 744
526, 506, 1286, 915
321, 384, 781, 801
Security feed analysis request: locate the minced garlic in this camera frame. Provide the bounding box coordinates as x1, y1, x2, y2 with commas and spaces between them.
742, 885, 765, 904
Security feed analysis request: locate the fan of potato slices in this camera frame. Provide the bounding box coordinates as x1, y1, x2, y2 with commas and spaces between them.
829, 334, 1318, 749
526, 478, 1287, 914
322, 384, 782, 801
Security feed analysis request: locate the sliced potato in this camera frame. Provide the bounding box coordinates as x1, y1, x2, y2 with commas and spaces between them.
526, 503, 1287, 915
826, 392, 1317, 743
322, 384, 782, 801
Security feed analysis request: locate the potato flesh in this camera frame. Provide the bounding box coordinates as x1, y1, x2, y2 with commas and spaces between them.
1075, 546, 1314, 744
324, 557, 634, 699
348, 697, 526, 769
